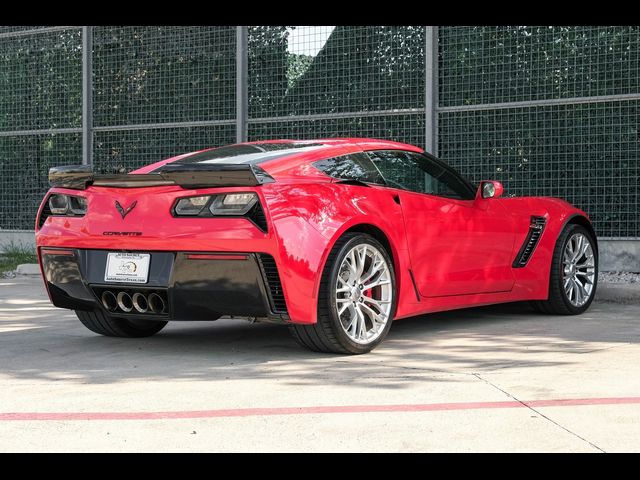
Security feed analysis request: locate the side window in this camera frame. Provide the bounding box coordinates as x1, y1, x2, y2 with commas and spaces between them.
367, 150, 474, 200
313, 152, 385, 185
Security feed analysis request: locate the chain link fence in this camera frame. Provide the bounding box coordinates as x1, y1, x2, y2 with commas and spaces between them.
0, 26, 638, 238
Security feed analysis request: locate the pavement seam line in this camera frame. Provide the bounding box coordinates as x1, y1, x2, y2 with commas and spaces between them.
333, 359, 477, 376
472, 373, 606, 453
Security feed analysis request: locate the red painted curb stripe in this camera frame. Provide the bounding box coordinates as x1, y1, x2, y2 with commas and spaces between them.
1, 396, 639, 422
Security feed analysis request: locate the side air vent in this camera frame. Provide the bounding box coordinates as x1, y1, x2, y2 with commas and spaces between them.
513, 216, 547, 268
257, 254, 288, 314
247, 202, 268, 233
37, 197, 52, 229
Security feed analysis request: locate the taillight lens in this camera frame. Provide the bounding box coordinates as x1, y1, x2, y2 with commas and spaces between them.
172, 192, 266, 231
173, 193, 258, 217
209, 193, 258, 216
48, 194, 87, 216
174, 196, 209, 216
69, 196, 88, 215
48, 194, 69, 214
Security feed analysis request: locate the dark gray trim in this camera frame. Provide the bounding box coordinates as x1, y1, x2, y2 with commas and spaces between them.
512, 216, 547, 268
248, 108, 425, 124
408, 269, 421, 302
82, 26, 93, 166
424, 26, 438, 156
236, 26, 249, 142
437, 93, 640, 113
0, 128, 82, 137
0, 26, 79, 39
92, 119, 235, 132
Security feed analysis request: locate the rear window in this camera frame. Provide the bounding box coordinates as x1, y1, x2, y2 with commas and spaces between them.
313, 152, 385, 185
166, 143, 326, 167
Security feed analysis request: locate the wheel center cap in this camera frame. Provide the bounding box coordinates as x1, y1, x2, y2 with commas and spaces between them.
350, 289, 360, 301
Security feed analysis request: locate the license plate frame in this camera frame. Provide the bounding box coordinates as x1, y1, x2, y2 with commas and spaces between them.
104, 252, 151, 284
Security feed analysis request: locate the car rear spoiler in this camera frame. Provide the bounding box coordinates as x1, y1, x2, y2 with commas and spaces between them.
48, 163, 275, 190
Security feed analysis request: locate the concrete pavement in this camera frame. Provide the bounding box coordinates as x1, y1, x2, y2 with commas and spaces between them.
1, 276, 639, 452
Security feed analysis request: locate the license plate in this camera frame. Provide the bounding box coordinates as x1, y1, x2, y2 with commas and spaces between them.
105, 253, 151, 284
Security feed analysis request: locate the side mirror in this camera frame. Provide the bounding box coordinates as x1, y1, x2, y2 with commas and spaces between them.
477, 180, 504, 199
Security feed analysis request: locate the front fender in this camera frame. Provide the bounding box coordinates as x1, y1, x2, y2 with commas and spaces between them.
497, 196, 593, 299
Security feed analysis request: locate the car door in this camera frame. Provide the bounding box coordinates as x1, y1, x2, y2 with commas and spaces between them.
367, 150, 516, 297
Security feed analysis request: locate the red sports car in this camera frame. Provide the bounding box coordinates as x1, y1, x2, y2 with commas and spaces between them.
36, 138, 598, 354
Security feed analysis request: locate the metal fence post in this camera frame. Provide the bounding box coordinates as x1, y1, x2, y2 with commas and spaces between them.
425, 26, 438, 156
236, 26, 248, 143
82, 26, 93, 165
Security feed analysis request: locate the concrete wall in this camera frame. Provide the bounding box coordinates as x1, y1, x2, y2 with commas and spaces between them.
1, 230, 638, 273
598, 239, 640, 272
0, 230, 35, 251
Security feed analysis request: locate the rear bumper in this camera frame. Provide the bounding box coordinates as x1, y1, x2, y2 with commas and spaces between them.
40, 248, 289, 322
35, 183, 341, 325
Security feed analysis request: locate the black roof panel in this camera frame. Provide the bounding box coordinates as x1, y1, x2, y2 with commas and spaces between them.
159, 142, 327, 168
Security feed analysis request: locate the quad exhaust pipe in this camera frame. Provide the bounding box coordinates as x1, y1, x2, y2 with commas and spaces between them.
100, 290, 166, 315
148, 293, 166, 314
132, 293, 148, 313
116, 292, 133, 312
101, 291, 118, 312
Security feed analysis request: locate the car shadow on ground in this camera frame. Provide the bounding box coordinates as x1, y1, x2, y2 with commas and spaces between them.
1, 280, 638, 388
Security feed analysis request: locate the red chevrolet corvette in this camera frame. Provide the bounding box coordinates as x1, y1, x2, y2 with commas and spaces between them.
36, 138, 598, 354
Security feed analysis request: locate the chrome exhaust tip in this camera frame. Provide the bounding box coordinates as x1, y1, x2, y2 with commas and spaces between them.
132, 292, 148, 313
101, 291, 118, 312
148, 293, 166, 314
116, 292, 133, 313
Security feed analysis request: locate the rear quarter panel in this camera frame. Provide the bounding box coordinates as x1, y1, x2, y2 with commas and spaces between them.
264, 182, 418, 323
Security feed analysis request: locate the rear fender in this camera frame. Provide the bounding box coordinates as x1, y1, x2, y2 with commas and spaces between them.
265, 183, 412, 323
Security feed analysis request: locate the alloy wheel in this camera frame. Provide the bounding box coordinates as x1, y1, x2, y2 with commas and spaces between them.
334, 244, 393, 344
562, 233, 596, 307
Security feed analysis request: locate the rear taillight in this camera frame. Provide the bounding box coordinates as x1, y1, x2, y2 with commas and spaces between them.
173, 192, 258, 217
171, 192, 266, 232
37, 194, 87, 229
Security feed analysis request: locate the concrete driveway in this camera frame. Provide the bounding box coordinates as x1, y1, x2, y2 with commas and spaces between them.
1, 276, 639, 452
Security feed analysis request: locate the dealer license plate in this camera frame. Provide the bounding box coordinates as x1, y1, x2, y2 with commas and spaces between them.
104, 253, 151, 284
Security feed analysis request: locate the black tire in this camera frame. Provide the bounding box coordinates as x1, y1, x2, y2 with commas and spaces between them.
76, 310, 167, 338
289, 233, 396, 354
531, 224, 598, 315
